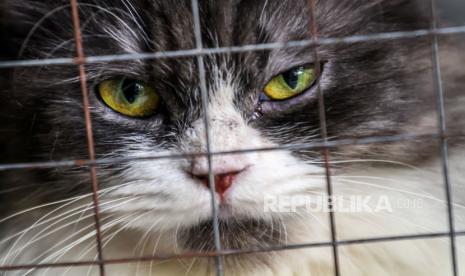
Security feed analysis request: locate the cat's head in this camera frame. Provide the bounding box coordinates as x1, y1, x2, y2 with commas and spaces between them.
1, 0, 436, 253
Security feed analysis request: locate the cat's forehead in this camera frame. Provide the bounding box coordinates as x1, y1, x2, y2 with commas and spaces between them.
142, 0, 384, 47
126, 0, 382, 80
145, 0, 312, 48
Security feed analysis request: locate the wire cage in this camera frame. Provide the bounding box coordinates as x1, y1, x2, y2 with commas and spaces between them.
0, 0, 464, 275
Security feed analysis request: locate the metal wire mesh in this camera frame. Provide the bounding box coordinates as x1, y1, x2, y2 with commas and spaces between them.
0, 0, 464, 275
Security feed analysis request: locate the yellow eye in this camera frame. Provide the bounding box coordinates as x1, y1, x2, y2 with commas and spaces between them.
98, 78, 161, 117
263, 66, 317, 100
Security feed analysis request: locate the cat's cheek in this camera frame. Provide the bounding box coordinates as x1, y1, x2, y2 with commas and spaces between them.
90, 147, 213, 230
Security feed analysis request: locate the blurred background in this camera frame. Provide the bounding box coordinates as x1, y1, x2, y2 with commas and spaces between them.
439, 0, 465, 25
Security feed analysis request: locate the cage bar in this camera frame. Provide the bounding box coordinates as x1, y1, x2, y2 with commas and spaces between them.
429, 0, 459, 275
0, 0, 463, 275
0, 26, 464, 69
190, 0, 224, 275
69, 0, 105, 275
308, 0, 340, 275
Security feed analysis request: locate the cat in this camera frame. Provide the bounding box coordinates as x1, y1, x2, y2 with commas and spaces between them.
0, 0, 464, 275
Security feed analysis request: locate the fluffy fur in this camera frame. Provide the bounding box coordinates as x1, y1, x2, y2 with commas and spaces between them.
0, 0, 464, 275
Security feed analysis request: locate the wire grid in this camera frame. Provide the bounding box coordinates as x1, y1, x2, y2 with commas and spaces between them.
0, 0, 464, 275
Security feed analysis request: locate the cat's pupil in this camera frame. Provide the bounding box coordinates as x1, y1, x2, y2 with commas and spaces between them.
282, 68, 302, 89
122, 80, 140, 103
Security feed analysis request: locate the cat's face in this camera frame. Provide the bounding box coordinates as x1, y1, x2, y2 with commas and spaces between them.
2, 0, 434, 251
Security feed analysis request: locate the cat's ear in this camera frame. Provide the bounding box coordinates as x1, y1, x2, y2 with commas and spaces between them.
380, 0, 431, 30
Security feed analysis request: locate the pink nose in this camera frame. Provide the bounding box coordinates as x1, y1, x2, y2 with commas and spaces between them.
194, 171, 240, 199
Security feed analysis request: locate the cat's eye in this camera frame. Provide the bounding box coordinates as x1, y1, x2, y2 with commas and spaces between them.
98, 78, 161, 117
263, 65, 317, 101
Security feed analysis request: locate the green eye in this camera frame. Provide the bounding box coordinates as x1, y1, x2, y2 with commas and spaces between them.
98, 78, 161, 117
263, 66, 317, 100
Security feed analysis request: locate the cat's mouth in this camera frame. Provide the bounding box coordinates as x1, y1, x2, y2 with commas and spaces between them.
179, 218, 287, 252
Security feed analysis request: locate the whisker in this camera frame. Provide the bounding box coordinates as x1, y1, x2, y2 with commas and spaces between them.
336, 178, 465, 209
148, 226, 165, 276
1, 194, 94, 266
0, 180, 136, 225
18, 4, 72, 57
84, 211, 152, 276
58, 213, 136, 276
27, 213, 132, 276
0, 193, 90, 225
304, 158, 426, 171
32, 214, 117, 276
4, 197, 137, 265
134, 217, 163, 275
0, 181, 136, 246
